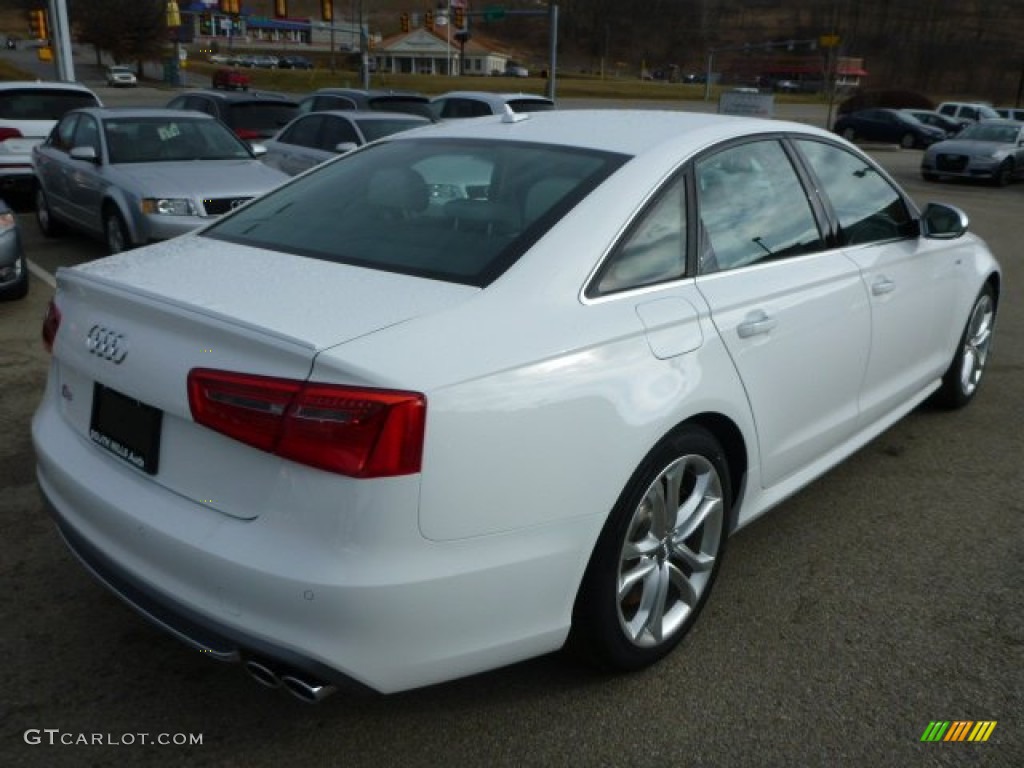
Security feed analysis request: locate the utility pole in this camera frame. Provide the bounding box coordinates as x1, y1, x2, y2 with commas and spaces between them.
47, 0, 75, 82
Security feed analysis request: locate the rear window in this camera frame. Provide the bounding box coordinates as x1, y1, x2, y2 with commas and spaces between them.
354, 118, 426, 142
508, 99, 555, 113
367, 97, 434, 120
224, 102, 299, 135
0, 88, 98, 120
203, 138, 627, 286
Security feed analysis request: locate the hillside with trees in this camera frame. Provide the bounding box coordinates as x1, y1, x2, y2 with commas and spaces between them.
0, 0, 1020, 102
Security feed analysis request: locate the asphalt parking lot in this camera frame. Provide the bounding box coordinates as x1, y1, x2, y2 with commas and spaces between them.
0, 142, 1021, 767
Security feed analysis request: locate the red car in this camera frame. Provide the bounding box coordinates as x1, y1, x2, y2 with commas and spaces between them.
211, 68, 250, 91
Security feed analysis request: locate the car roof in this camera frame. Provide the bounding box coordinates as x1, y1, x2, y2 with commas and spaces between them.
431, 91, 554, 104
307, 110, 431, 122
387, 109, 832, 157
176, 89, 297, 105
309, 88, 429, 101
69, 106, 218, 120
0, 80, 97, 94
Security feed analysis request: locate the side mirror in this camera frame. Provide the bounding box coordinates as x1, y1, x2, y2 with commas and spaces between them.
249, 143, 267, 157
69, 145, 98, 163
334, 142, 358, 154
921, 202, 968, 240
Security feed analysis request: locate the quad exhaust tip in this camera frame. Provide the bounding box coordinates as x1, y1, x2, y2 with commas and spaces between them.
243, 659, 336, 703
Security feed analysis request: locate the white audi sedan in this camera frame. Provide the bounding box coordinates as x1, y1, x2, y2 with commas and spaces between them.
33, 110, 1001, 699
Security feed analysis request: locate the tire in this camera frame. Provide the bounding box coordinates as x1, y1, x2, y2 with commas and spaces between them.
899, 132, 916, 149
0, 253, 28, 301
841, 127, 856, 141
35, 187, 63, 237
104, 208, 131, 255
933, 284, 996, 409
571, 425, 731, 671
993, 160, 1013, 187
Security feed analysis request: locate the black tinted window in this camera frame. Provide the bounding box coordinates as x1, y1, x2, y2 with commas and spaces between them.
204, 138, 627, 286
0, 88, 98, 120
225, 103, 298, 134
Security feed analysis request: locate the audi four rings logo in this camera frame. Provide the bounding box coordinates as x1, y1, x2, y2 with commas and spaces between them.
86, 325, 128, 364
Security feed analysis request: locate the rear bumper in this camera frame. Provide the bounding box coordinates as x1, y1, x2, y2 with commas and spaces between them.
32, 385, 593, 693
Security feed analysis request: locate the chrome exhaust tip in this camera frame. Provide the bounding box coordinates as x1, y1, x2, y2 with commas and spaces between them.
280, 674, 337, 703
243, 660, 281, 689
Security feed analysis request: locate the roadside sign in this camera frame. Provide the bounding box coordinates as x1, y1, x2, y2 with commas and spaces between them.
718, 90, 774, 118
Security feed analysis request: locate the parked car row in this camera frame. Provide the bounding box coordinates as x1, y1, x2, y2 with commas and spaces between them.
209, 53, 313, 70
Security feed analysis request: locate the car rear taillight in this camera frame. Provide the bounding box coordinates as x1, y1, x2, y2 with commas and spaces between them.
234, 128, 262, 141
42, 299, 61, 353
0, 127, 23, 142
187, 369, 426, 478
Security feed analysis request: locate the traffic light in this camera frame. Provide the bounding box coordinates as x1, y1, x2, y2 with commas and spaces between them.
166, 1, 181, 28
274, 0, 287, 19
27, 9, 48, 41
453, 7, 465, 29
425, 10, 434, 30
321, 0, 333, 23
400, 12, 410, 33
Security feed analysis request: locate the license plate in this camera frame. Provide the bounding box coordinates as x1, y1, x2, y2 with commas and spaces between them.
89, 383, 163, 475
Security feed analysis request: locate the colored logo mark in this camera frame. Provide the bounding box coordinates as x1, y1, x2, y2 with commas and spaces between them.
921, 721, 997, 742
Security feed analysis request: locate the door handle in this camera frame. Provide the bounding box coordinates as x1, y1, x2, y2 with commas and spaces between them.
737, 312, 778, 338
871, 277, 896, 296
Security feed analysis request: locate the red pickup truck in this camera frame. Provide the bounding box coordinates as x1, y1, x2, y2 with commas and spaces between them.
211, 68, 250, 91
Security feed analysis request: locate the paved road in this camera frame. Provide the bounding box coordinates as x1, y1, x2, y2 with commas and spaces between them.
1, 141, 1021, 766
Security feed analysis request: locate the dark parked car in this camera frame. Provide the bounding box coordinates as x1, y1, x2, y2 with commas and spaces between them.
833, 108, 946, 148
297, 88, 434, 121
902, 109, 963, 137
166, 89, 298, 144
278, 56, 314, 70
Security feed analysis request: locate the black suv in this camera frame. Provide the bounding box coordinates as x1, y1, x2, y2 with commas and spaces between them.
166, 90, 299, 143
297, 88, 435, 121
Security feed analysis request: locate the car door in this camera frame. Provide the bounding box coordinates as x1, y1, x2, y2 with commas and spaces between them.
64, 113, 105, 234
692, 138, 871, 488
793, 138, 959, 426
34, 113, 78, 213
271, 114, 325, 175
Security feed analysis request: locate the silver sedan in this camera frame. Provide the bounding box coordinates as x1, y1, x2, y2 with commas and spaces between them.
261, 110, 431, 176
32, 108, 289, 253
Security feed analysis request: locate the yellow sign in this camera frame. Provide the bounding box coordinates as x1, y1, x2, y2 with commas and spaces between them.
819, 34, 841, 48
37, 47, 53, 62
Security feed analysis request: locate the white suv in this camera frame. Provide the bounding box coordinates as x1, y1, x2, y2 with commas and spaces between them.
0, 81, 101, 199
936, 101, 1000, 127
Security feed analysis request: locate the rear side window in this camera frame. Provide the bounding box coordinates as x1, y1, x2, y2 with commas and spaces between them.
696, 139, 823, 273
204, 138, 627, 286
368, 98, 434, 119
0, 88, 98, 120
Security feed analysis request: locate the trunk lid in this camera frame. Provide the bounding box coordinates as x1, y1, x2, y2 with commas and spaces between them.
52, 236, 476, 518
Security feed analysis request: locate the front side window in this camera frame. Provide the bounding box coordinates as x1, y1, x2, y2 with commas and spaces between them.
795, 139, 914, 246
71, 115, 100, 154
279, 115, 322, 148
204, 138, 627, 286
321, 116, 359, 148
696, 139, 823, 273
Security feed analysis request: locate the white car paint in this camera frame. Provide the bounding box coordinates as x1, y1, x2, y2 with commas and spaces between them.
33, 110, 1001, 694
